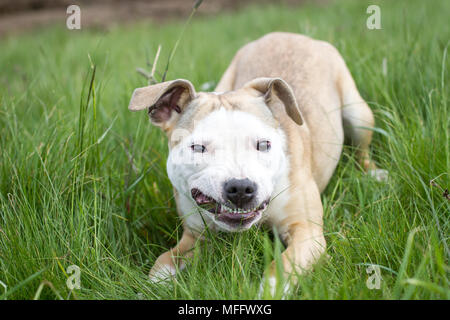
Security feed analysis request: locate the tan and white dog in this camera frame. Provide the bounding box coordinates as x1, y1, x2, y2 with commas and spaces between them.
128, 32, 385, 294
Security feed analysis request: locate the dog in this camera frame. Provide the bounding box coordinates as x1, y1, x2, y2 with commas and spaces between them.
128, 32, 386, 295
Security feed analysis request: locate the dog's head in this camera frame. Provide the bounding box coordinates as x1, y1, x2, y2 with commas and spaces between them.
129, 77, 303, 232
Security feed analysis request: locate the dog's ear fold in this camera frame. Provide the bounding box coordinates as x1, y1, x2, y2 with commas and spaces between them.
244, 77, 303, 126
128, 79, 196, 130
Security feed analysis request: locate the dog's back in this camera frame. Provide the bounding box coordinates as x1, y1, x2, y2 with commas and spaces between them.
216, 32, 371, 191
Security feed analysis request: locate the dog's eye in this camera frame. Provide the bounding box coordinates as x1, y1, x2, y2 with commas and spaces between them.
191, 144, 206, 153
257, 140, 271, 152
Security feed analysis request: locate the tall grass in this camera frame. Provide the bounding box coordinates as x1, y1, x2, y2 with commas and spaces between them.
0, 0, 448, 299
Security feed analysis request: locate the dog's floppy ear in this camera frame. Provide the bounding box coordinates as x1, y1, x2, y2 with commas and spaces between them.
244, 77, 303, 126
128, 79, 196, 130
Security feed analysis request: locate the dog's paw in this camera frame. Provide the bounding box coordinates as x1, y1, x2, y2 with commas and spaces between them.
148, 264, 177, 284
258, 276, 292, 299
368, 169, 389, 182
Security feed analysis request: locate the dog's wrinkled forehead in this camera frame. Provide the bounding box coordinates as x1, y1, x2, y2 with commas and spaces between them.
171, 91, 279, 144
191, 107, 277, 150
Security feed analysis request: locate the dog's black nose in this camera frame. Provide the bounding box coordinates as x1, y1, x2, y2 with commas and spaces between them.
223, 178, 257, 208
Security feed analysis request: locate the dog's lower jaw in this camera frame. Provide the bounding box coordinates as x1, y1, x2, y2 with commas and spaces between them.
196, 205, 266, 232
212, 213, 263, 232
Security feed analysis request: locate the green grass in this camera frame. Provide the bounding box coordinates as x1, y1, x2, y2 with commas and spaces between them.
0, 0, 449, 299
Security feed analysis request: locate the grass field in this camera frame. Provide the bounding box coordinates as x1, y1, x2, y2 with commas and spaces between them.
0, 0, 449, 299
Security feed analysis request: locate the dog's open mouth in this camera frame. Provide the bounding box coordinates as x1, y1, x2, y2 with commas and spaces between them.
191, 188, 269, 226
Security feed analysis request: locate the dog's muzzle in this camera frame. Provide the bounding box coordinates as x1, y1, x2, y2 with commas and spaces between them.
191, 186, 269, 228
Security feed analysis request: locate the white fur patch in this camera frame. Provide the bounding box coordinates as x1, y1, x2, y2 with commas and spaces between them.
149, 264, 177, 284
258, 276, 292, 299
368, 169, 389, 182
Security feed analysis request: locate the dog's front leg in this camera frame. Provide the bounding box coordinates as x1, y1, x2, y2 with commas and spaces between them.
149, 231, 199, 283
262, 185, 327, 297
